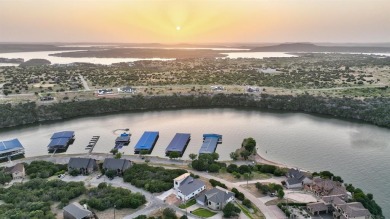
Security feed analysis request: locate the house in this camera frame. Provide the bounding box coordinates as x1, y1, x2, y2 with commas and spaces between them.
307, 194, 371, 218
305, 177, 348, 200
285, 168, 312, 189
333, 202, 371, 219
63, 202, 93, 219
68, 158, 98, 175
196, 187, 235, 211
174, 173, 206, 201
4, 163, 25, 179
102, 158, 132, 175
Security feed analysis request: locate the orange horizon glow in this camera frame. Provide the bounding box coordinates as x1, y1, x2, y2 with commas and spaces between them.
1, 0, 390, 43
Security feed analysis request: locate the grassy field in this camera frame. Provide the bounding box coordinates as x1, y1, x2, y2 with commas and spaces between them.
192, 208, 217, 218
179, 199, 196, 209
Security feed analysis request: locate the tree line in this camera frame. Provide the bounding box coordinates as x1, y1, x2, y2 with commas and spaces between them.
1, 93, 390, 129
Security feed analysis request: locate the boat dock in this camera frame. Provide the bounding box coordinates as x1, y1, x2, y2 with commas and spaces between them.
134, 131, 159, 154
0, 138, 25, 160
198, 134, 222, 154
114, 132, 131, 150
85, 136, 100, 153
165, 133, 191, 157
48, 131, 75, 153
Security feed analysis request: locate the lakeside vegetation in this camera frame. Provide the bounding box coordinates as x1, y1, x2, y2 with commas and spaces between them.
1, 93, 390, 129
123, 163, 187, 193
0, 178, 85, 218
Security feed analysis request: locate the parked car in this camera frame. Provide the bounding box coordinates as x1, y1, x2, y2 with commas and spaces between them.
96, 174, 103, 179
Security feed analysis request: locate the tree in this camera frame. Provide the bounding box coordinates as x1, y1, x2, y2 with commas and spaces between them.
222, 202, 241, 218
243, 138, 256, 153
163, 208, 177, 219
115, 153, 122, 159
105, 169, 116, 179
211, 152, 219, 161
240, 150, 251, 160
140, 150, 149, 156
277, 189, 285, 199
243, 172, 254, 187
230, 152, 238, 161
169, 151, 180, 159
208, 164, 220, 173
226, 164, 238, 173
69, 168, 80, 176
0, 170, 12, 185
242, 199, 252, 208
179, 216, 188, 219
110, 148, 118, 155
189, 153, 197, 161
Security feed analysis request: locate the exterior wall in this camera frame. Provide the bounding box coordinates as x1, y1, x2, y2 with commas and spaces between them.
12, 170, 25, 179
177, 185, 206, 201
286, 182, 302, 189
207, 196, 234, 211
63, 211, 77, 219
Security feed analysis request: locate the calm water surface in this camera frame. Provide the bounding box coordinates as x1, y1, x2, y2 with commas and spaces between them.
0, 108, 389, 216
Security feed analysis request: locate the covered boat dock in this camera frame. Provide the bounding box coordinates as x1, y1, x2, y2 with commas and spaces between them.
165, 133, 191, 157
48, 131, 75, 152
198, 134, 222, 154
0, 138, 25, 160
134, 131, 159, 154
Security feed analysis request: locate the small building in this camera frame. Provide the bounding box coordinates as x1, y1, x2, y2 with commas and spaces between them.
63, 202, 93, 219
68, 158, 98, 175
4, 163, 25, 179
0, 138, 25, 160
285, 168, 312, 189
196, 187, 235, 211
165, 133, 191, 157
102, 158, 132, 175
174, 173, 206, 201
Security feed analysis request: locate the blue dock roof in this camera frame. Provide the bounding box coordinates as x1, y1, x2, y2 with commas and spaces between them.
115, 133, 131, 143
48, 131, 74, 148
0, 139, 24, 153
135, 131, 159, 150
199, 134, 222, 154
51, 131, 74, 139
166, 133, 191, 152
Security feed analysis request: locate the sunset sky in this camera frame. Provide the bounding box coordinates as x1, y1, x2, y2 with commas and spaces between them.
1, 0, 389, 43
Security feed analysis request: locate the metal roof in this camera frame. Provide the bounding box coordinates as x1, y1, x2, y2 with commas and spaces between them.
51, 131, 74, 139
165, 133, 190, 152
48, 138, 71, 148
199, 134, 222, 154
177, 176, 205, 196
134, 131, 159, 150
0, 139, 24, 152
103, 158, 132, 171
63, 202, 92, 219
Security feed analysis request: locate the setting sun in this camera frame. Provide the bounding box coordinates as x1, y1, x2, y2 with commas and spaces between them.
176, 26, 181, 31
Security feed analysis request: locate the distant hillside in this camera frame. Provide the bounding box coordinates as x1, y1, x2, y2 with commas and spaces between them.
251, 43, 390, 53
0, 44, 79, 53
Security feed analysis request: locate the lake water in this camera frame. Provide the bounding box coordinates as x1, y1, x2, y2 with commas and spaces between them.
0, 108, 389, 216
0, 50, 175, 65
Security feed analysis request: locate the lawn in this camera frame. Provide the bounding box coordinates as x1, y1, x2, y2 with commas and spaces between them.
179, 199, 196, 209
192, 208, 217, 218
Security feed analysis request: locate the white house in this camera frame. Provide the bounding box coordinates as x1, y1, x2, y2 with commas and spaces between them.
174, 173, 206, 201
